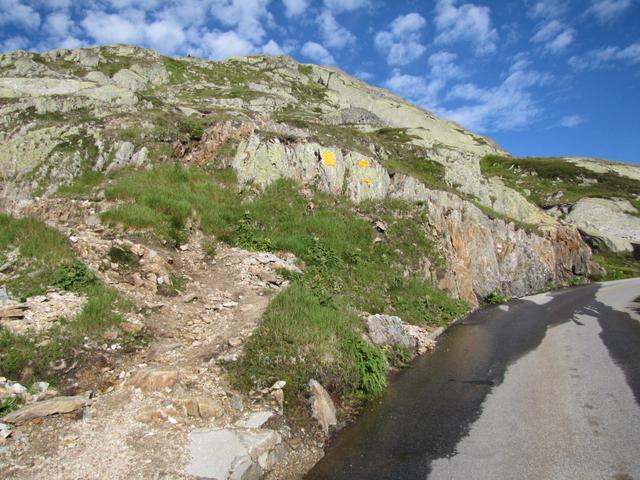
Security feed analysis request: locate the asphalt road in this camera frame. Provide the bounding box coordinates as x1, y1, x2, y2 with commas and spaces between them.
306, 279, 640, 480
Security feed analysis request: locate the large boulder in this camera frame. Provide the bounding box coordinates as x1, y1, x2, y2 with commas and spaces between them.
565, 198, 640, 252
186, 427, 283, 479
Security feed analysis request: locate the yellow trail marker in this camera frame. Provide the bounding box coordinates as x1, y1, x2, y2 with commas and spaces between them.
358, 159, 370, 168
321, 150, 336, 167
361, 177, 372, 185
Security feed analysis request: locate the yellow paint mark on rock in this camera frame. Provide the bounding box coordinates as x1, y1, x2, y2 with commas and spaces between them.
361, 177, 372, 185
358, 159, 370, 168
321, 150, 336, 167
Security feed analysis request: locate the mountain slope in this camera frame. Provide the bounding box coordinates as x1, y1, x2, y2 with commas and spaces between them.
2, 43, 640, 479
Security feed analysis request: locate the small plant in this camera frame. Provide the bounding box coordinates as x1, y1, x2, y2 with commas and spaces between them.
308, 239, 342, 272
384, 344, 412, 368
485, 290, 508, 305
52, 261, 97, 292
202, 238, 217, 258
0, 395, 20, 416
235, 212, 273, 251
352, 339, 387, 396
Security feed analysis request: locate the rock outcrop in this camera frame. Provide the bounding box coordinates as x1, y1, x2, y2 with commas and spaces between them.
565, 198, 640, 252
229, 131, 593, 305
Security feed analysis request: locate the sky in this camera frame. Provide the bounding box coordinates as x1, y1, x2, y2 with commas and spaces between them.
1, 0, 639, 164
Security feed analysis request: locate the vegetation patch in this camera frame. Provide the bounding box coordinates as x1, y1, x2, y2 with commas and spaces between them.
480, 155, 640, 208
102, 165, 468, 408
56, 170, 104, 199
0, 214, 134, 383
591, 252, 640, 281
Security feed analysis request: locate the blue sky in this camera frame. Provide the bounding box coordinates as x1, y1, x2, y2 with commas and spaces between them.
1, 0, 639, 164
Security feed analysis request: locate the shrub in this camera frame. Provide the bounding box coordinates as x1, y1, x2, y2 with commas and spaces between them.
485, 290, 508, 305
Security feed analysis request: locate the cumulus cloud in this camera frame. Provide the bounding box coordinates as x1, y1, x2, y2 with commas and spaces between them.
261, 39, 286, 55
531, 20, 575, 53
0, 0, 41, 30
384, 50, 463, 109
569, 42, 640, 70
586, 0, 633, 22
282, 0, 309, 17
81, 11, 143, 45
200, 30, 255, 59
1, 35, 29, 51
374, 13, 427, 66
44, 11, 74, 38
317, 10, 356, 50
434, 0, 498, 56
323, 0, 370, 14
145, 19, 187, 53
386, 55, 551, 132
557, 114, 584, 128
301, 41, 335, 64
209, 0, 271, 44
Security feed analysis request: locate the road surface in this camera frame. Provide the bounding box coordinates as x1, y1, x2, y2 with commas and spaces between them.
306, 279, 640, 480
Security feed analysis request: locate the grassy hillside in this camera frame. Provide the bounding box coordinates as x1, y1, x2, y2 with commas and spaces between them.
97, 164, 468, 405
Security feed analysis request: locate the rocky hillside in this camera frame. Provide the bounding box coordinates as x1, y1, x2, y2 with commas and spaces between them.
1, 45, 639, 478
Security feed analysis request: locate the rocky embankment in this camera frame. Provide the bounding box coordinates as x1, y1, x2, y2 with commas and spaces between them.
1, 45, 638, 479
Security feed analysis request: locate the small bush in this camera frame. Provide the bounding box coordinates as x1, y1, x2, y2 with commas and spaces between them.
52, 261, 97, 292
351, 339, 387, 396
108, 246, 139, 267
485, 290, 508, 305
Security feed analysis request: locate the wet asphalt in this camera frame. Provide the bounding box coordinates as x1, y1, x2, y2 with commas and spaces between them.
305, 279, 640, 480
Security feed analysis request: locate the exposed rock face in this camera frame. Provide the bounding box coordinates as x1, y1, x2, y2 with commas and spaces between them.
565, 198, 640, 252
0, 45, 610, 304
308, 379, 337, 436
230, 133, 593, 305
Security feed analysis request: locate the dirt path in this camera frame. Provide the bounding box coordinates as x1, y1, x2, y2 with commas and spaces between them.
1, 199, 322, 479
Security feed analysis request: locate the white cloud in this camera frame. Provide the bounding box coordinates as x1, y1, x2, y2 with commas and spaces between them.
569, 42, 640, 70
389, 12, 427, 36
81, 11, 143, 44
531, 20, 575, 53
209, 0, 271, 44
528, 0, 570, 19
0, 0, 41, 30
428, 50, 463, 82
383, 50, 463, 109
317, 10, 356, 50
386, 57, 551, 132
44, 11, 74, 38
301, 41, 335, 64
434, 0, 498, 56
1, 35, 29, 52
440, 63, 551, 131
282, 0, 309, 17
201, 30, 256, 59
146, 19, 187, 53
374, 13, 427, 66
586, 0, 633, 22
261, 39, 285, 55
558, 114, 584, 128
323, 0, 370, 14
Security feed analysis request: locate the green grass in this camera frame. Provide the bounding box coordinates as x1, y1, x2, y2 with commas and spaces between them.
56, 170, 103, 199
0, 214, 135, 383
102, 165, 469, 407
591, 252, 640, 281
480, 155, 640, 208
